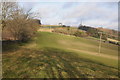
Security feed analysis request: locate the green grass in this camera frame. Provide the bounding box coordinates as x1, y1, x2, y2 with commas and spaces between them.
36, 32, 118, 68
2, 48, 118, 78
2, 32, 118, 78
37, 32, 118, 56
41, 25, 61, 28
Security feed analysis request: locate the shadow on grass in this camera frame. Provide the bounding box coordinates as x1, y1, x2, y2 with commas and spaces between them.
2, 40, 20, 53
2, 47, 118, 78
2, 40, 31, 53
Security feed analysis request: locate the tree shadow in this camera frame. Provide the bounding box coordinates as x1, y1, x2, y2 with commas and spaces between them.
2, 40, 31, 53
2, 47, 118, 78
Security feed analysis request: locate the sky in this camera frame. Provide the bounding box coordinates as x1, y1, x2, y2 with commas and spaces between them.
19, 1, 118, 30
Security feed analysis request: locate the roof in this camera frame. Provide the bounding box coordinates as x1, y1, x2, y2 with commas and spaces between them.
107, 38, 119, 43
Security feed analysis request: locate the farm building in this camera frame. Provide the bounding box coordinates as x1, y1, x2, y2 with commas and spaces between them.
107, 38, 119, 45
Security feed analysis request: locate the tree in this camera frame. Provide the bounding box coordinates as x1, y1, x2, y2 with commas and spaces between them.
62, 25, 66, 27
87, 28, 100, 38
74, 31, 88, 37
1, 2, 17, 30
8, 8, 38, 41
2, 2, 39, 41
59, 23, 62, 26
67, 26, 70, 31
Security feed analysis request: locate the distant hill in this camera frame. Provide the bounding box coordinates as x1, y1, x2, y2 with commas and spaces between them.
97, 27, 118, 38
78, 25, 119, 40
41, 25, 60, 28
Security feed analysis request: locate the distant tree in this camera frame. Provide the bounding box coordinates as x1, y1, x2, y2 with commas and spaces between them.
78, 25, 90, 31
67, 26, 70, 31
78, 23, 82, 29
87, 28, 100, 38
74, 31, 88, 37
62, 25, 66, 27
59, 23, 62, 26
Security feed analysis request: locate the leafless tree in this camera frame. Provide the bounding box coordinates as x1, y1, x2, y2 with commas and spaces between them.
2, 2, 40, 41
7, 7, 39, 41
1, 2, 18, 30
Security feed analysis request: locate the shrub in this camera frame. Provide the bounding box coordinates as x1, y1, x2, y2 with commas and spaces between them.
2, 2, 40, 42
74, 31, 88, 37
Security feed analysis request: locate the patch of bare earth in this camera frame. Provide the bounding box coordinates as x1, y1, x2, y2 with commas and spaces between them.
67, 48, 118, 60
38, 28, 54, 32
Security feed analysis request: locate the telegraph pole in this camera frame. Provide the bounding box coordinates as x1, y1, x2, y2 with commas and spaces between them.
80, 19, 83, 26
81, 19, 82, 25
98, 32, 103, 54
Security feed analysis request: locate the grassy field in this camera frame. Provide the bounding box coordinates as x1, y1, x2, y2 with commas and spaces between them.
2, 31, 118, 78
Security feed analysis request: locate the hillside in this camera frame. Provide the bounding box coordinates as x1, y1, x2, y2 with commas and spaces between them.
3, 31, 118, 78
97, 27, 119, 39
78, 25, 119, 40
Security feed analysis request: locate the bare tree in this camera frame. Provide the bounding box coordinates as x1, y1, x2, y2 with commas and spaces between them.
2, 2, 39, 41
7, 7, 39, 41
1, 2, 17, 30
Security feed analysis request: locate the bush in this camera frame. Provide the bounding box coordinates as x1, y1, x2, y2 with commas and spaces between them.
5, 19, 39, 42
74, 31, 88, 37
2, 2, 40, 42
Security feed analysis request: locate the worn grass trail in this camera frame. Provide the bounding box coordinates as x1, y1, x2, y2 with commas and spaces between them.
2, 32, 118, 78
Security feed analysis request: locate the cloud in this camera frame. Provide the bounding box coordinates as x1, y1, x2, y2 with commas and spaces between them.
34, 3, 64, 18
19, 2, 118, 30
60, 2, 118, 30
17, 0, 119, 2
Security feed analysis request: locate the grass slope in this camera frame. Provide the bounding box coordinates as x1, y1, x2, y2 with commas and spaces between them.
2, 32, 118, 78
36, 32, 118, 67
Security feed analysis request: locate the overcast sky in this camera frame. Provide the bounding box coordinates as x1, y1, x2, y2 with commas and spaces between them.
19, 2, 118, 30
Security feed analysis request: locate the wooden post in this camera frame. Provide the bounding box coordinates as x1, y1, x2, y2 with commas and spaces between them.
98, 32, 102, 54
